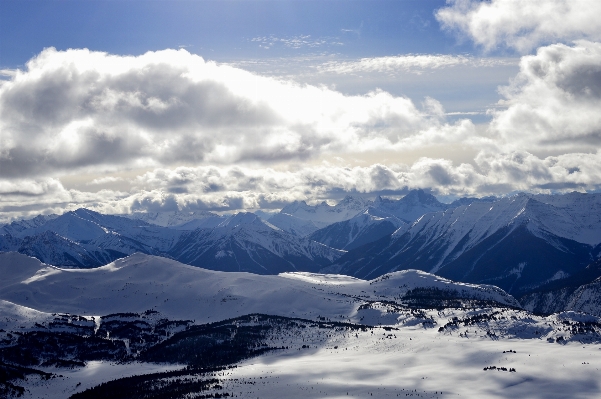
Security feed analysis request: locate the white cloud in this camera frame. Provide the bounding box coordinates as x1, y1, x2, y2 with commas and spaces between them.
490, 41, 601, 155
87, 176, 125, 186
2, 45, 601, 222
0, 177, 128, 223
0, 48, 472, 179
436, 0, 601, 53
2, 148, 600, 223
319, 54, 515, 75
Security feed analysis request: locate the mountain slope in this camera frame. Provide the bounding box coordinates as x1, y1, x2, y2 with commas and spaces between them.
268, 195, 372, 236
329, 193, 600, 296
520, 257, 601, 315
308, 207, 406, 250
371, 189, 449, 223
0, 209, 181, 267
0, 252, 520, 323
168, 212, 345, 274
123, 210, 224, 227
266, 212, 323, 237
0, 210, 341, 273
1, 214, 59, 236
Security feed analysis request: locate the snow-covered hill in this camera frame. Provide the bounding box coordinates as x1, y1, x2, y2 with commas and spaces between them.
330, 193, 601, 296
4, 252, 601, 399
0, 252, 519, 322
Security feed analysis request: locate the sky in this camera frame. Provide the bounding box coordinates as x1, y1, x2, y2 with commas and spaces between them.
1, 0, 601, 221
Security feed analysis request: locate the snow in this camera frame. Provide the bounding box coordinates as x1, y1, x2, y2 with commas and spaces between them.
309, 208, 407, 250
387, 193, 601, 274
270, 196, 373, 234
19, 361, 183, 399
373, 190, 449, 223
3, 252, 601, 398
14, 308, 601, 399
0, 299, 53, 330
123, 210, 222, 227
280, 272, 364, 285
267, 212, 323, 237
222, 323, 601, 399
270, 191, 450, 237
0, 252, 517, 322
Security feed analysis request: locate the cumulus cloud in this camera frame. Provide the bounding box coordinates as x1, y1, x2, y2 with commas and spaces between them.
436, 0, 601, 53
0, 48, 472, 179
319, 54, 515, 75
490, 41, 601, 154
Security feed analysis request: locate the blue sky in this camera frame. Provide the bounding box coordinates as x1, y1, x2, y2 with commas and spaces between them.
1, 0, 600, 220
1, 1, 476, 67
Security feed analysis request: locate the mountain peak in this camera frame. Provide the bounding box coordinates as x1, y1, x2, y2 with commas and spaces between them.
336, 195, 372, 209
401, 189, 441, 206
280, 200, 310, 214
219, 212, 263, 229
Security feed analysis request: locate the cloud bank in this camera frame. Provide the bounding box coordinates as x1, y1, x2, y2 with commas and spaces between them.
2, 149, 600, 223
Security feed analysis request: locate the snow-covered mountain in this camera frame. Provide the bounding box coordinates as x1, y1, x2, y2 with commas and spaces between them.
0, 210, 343, 273
370, 189, 450, 222
328, 193, 601, 296
1, 191, 599, 297
169, 212, 345, 274
266, 212, 323, 237
123, 210, 224, 227
0, 213, 59, 236
520, 257, 601, 316
308, 206, 406, 250
0, 209, 172, 267
267, 195, 372, 236
267, 191, 454, 237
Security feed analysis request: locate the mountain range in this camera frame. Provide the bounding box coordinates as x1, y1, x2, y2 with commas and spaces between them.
1, 189, 600, 303
328, 192, 601, 297
2, 188, 601, 398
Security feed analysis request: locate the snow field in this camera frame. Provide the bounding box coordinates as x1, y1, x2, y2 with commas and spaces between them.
216, 319, 601, 399
17, 361, 183, 399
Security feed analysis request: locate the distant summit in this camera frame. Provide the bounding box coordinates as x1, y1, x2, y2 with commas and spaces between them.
269, 195, 372, 236
372, 189, 449, 223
